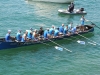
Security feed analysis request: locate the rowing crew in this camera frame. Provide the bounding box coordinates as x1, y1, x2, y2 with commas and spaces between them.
5, 23, 78, 42
5, 16, 88, 42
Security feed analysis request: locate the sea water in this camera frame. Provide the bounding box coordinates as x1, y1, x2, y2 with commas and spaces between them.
0, 0, 100, 75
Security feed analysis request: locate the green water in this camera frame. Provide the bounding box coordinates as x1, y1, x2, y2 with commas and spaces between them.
0, 0, 100, 75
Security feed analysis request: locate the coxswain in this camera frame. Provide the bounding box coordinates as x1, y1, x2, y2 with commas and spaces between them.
80, 16, 87, 32
5, 30, 13, 42
16, 30, 22, 42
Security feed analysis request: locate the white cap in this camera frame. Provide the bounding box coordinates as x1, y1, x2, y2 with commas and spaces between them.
8, 30, 11, 32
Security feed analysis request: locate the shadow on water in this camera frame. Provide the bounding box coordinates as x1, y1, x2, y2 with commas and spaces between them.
58, 13, 75, 23
0, 44, 45, 55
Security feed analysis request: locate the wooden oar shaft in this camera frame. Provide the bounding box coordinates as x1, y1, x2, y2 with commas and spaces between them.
48, 39, 72, 52
90, 21, 100, 29
95, 25, 100, 29
77, 33, 100, 46
38, 41, 53, 47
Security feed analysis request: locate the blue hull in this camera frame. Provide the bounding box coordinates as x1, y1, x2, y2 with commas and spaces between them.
0, 25, 94, 50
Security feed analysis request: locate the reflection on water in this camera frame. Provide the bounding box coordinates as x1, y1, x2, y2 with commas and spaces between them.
25, 1, 81, 27
25, 1, 59, 17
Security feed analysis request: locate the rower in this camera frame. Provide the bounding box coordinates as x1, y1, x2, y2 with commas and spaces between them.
32, 29, 39, 41
63, 25, 68, 35
59, 24, 64, 34
43, 28, 49, 40
49, 25, 55, 38
68, 23, 73, 35
21, 31, 29, 42
54, 28, 59, 38
27, 28, 33, 40
68, 23, 73, 30
71, 26, 77, 34
38, 27, 44, 40
5, 30, 13, 42
16, 30, 22, 42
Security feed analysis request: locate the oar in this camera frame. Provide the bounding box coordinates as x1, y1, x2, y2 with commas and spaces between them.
39, 41, 52, 46
88, 21, 100, 29
66, 34, 96, 45
71, 34, 97, 45
38, 41, 64, 51
63, 34, 98, 46
47, 38, 72, 52
88, 42, 96, 46
77, 33, 100, 46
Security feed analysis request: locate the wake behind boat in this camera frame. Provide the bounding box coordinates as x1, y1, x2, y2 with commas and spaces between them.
0, 24, 94, 50
58, 8, 87, 15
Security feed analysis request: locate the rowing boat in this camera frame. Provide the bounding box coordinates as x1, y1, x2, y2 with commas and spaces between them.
0, 25, 94, 50
58, 9, 87, 15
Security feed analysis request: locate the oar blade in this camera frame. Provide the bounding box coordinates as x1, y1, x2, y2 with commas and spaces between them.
55, 46, 63, 51
77, 40, 85, 45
